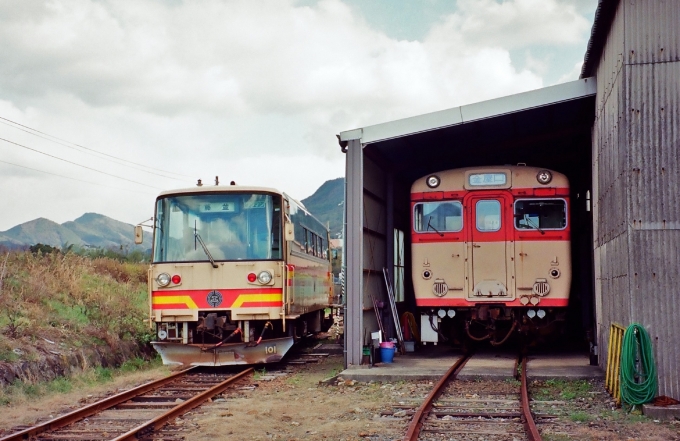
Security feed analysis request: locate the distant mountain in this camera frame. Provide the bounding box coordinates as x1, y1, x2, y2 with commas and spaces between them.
0, 179, 345, 251
0, 213, 151, 251
301, 177, 344, 237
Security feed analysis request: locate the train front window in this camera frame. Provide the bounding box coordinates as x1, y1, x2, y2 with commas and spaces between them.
414, 201, 463, 233
514, 199, 567, 230
153, 193, 282, 263
475, 200, 501, 232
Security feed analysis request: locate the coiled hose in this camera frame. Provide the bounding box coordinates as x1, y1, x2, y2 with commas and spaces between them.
620, 323, 657, 406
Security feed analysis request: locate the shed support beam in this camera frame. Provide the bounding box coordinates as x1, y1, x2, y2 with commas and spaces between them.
344, 139, 363, 368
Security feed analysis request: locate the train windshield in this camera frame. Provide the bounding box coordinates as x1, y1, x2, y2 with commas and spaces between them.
153, 193, 282, 263
514, 199, 567, 230
414, 201, 463, 233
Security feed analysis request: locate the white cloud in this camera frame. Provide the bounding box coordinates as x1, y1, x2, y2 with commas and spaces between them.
0, 0, 593, 230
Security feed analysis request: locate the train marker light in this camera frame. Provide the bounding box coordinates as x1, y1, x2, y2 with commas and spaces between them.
549, 268, 560, 279
257, 270, 273, 284
438, 309, 446, 318
527, 309, 536, 318
426, 175, 441, 188
247, 272, 257, 283
171, 274, 182, 284
536, 170, 553, 185
537, 309, 546, 319
447, 309, 456, 318
157, 273, 171, 287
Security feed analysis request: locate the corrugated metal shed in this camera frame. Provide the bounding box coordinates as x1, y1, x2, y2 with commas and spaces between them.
339, 79, 596, 367
585, 0, 680, 399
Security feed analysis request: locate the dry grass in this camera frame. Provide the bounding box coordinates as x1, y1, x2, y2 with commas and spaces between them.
0, 249, 151, 362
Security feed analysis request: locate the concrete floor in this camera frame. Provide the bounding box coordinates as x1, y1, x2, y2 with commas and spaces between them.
339, 344, 603, 382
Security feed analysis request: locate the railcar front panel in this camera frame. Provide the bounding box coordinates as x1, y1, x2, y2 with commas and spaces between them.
411, 167, 571, 345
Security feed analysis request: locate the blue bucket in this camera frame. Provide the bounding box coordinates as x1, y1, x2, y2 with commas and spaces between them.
380, 346, 395, 363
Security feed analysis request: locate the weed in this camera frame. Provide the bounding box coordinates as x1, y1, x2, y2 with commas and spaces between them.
253, 368, 267, 380
47, 378, 73, 394
504, 378, 521, 387
0, 349, 19, 363
286, 374, 301, 385
120, 357, 146, 373
569, 411, 591, 422
94, 367, 114, 382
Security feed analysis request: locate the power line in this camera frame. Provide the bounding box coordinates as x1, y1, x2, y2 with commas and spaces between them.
0, 159, 157, 195
0, 116, 195, 182
0, 136, 162, 189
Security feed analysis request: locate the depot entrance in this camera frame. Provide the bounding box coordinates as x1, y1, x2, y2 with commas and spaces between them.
340, 78, 597, 366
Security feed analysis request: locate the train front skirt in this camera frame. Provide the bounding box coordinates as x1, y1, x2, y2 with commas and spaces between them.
152, 337, 295, 366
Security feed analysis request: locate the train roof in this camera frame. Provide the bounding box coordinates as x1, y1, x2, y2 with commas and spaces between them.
156, 185, 284, 198
411, 165, 569, 193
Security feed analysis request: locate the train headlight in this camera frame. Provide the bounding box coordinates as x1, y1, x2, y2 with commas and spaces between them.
426, 175, 441, 188
257, 270, 273, 284
536, 170, 552, 185
156, 273, 171, 287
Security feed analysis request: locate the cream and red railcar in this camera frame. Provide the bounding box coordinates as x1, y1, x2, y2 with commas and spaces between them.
141, 184, 332, 366
411, 166, 571, 345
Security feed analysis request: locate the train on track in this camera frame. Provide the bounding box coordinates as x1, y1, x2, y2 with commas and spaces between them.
411, 166, 571, 346
136, 180, 333, 366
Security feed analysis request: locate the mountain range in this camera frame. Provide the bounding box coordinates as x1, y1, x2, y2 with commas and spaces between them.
0, 178, 344, 250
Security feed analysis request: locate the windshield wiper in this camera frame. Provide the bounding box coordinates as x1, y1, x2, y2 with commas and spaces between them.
194, 223, 218, 268
522, 215, 545, 235
427, 216, 444, 237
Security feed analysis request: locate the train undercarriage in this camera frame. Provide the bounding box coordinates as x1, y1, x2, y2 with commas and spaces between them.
420, 304, 567, 348
152, 309, 334, 366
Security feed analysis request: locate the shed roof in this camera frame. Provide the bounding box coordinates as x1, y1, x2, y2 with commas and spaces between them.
338, 78, 596, 183
340, 78, 596, 146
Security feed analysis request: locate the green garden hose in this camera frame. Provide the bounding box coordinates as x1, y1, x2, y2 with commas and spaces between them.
619, 323, 657, 406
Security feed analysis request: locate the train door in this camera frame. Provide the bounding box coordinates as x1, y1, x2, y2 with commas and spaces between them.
467, 194, 511, 299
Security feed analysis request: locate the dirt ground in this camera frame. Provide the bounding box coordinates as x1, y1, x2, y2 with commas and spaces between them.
1, 352, 679, 441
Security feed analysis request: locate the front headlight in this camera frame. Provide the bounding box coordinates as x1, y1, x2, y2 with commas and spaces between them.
157, 273, 171, 287
257, 270, 273, 284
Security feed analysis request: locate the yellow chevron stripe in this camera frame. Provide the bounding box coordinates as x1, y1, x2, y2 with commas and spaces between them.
232, 293, 282, 308
152, 295, 198, 309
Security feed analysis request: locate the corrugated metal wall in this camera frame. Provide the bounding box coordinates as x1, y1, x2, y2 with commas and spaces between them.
593, 0, 680, 399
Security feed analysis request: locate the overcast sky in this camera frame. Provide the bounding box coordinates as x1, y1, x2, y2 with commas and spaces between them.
0, 0, 596, 231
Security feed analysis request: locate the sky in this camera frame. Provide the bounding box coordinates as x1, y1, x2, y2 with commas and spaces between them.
0, 0, 597, 231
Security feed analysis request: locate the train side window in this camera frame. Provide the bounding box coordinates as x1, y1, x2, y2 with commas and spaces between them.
475, 200, 501, 232
413, 201, 463, 233
514, 199, 567, 230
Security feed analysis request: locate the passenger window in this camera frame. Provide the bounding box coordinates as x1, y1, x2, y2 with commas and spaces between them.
476, 200, 501, 232
413, 201, 463, 233
514, 199, 567, 230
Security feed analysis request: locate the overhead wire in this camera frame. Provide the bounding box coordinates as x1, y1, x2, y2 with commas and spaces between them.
0, 136, 162, 190
0, 116, 195, 182
0, 159, 156, 195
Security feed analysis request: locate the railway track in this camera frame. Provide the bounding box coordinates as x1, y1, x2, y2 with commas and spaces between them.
0, 366, 253, 441
400, 355, 543, 441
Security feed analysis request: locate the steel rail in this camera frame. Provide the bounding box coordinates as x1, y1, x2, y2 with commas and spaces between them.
0, 366, 198, 441
402, 355, 470, 441
520, 356, 542, 441
112, 367, 253, 440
